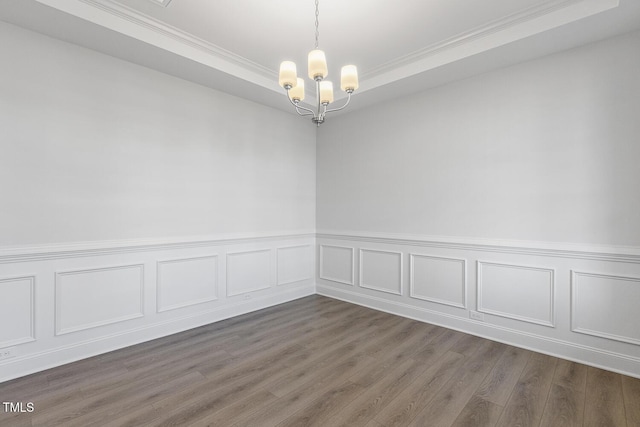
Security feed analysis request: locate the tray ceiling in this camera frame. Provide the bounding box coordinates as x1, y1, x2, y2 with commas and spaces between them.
1, 0, 639, 114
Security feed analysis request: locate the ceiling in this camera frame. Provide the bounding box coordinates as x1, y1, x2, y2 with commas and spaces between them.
2, 0, 640, 115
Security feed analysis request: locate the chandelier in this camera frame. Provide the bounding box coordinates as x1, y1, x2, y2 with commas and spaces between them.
278, 0, 358, 126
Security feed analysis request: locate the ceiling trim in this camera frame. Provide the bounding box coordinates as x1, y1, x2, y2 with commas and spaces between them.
34, 0, 619, 97
34, 0, 280, 90
359, 0, 619, 93
362, 0, 619, 79
145, 0, 171, 7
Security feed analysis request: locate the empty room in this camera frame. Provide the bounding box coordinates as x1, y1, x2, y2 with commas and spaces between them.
1, 0, 640, 425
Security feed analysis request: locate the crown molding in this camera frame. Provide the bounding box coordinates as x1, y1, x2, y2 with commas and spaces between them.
33, 0, 280, 91
146, 0, 171, 7
359, 0, 619, 92
32, 0, 619, 98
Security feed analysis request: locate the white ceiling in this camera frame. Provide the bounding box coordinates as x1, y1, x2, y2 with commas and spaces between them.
2, 0, 640, 115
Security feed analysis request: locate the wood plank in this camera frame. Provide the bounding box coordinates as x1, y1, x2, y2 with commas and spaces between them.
263, 324, 381, 397
374, 351, 466, 427
539, 383, 585, 427
495, 353, 558, 427
232, 354, 378, 427
64, 371, 205, 427
0, 412, 32, 427
147, 345, 311, 425
451, 395, 504, 427
276, 381, 366, 427
411, 327, 464, 365
449, 333, 487, 358
583, 367, 626, 427
3, 295, 640, 426
348, 322, 434, 388
36, 348, 233, 416
365, 318, 436, 359
554, 359, 588, 392
32, 370, 205, 426
324, 358, 428, 426
408, 340, 507, 427
187, 389, 278, 427
0, 370, 49, 402
475, 345, 532, 406
622, 374, 640, 426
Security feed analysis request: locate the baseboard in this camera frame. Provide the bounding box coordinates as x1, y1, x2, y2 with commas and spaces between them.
0, 285, 314, 383
317, 284, 640, 379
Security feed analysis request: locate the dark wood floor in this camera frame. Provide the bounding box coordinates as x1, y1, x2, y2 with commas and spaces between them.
1, 295, 639, 426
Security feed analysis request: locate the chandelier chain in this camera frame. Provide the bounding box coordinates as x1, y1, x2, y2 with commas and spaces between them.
314, 0, 320, 49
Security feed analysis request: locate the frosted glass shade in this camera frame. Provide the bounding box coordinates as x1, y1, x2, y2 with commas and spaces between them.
289, 78, 305, 101
279, 61, 297, 88
308, 50, 328, 80
340, 65, 358, 91
319, 81, 334, 104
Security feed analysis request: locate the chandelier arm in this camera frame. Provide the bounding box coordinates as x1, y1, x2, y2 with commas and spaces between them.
317, 104, 327, 122
285, 89, 316, 116
324, 91, 352, 114
295, 105, 316, 117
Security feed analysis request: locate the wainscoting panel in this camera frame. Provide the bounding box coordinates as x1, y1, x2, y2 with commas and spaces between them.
0, 276, 35, 348
0, 233, 315, 383
226, 249, 273, 296
359, 248, 402, 295
571, 271, 640, 345
316, 231, 640, 378
157, 255, 218, 312
277, 245, 313, 286
55, 264, 145, 335
319, 245, 354, 285
410, 254, 466, 308
477, 261, 554, 327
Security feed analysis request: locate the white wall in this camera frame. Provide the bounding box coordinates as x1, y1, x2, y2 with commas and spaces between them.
318, 31, 640, 247
0, 22, 316, 382
0, 21, 315, 246
316, 30, 640, 378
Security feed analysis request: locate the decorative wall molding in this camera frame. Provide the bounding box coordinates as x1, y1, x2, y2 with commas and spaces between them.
319, 245, 355, 286
571, 270, 640, 346
0, 285, 314, 383
156, 255, 219, 313
316, 232, 640, 378
0, 233, 315, 382
276, 245, 313, 286
477, 261, 555, 327
316, 230, 640, 262
55, 264, 145, 335
226, 249, 273, 297
359, 248, 403, 295
0, 231, 315, 264
0, 275, 36, 348
409, 253, 467, 309
8, 230, 637, 266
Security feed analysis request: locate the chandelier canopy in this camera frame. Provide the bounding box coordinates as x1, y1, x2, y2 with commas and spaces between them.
278, 0, 358, 126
